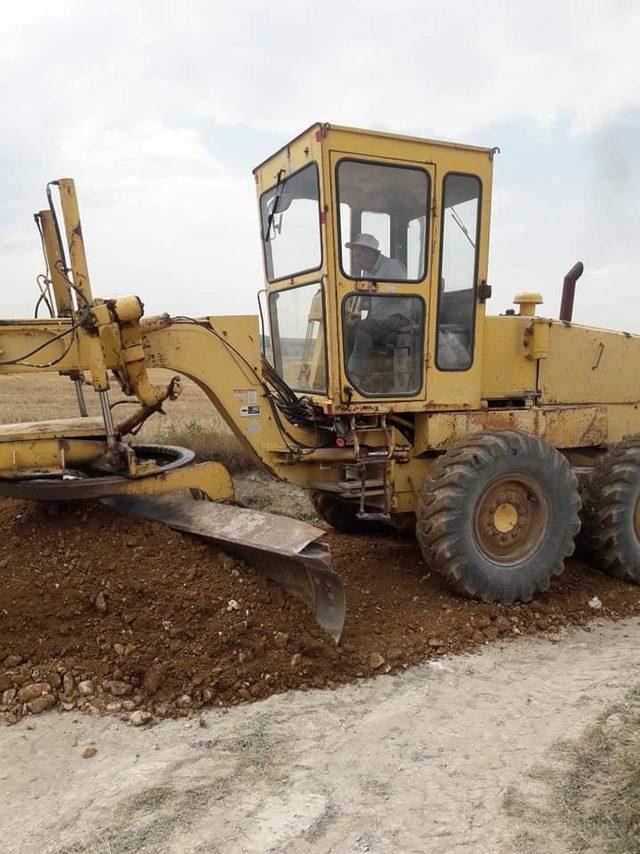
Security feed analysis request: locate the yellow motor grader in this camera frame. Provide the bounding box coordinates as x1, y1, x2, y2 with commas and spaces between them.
1, 122, 639, 641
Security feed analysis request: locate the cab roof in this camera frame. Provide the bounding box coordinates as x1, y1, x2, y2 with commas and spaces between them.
252, 122, 496, 173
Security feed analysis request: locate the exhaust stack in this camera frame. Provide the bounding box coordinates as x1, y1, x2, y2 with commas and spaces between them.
559, 261, 584, 322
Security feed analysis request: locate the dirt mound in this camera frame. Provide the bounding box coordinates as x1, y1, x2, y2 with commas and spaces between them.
1, 497, 640, 726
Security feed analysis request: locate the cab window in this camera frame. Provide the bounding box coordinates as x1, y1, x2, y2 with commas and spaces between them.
337, 160, 429, 282
260, 163, 322, 282
436, 174, 481, 371
343, 293, 424, 396
268, 283, 327, 393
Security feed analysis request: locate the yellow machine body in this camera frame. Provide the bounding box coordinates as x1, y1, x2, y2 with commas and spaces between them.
1, 123, 639, 516
2, 123, 640, 634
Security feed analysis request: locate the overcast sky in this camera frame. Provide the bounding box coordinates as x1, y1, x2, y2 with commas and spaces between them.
2, 1, 639, 330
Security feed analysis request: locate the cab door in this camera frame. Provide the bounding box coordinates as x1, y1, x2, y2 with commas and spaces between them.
424, 168, 492, 410
329, 151, 434, 405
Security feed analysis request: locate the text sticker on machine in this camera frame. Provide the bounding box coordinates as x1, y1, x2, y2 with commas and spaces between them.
240, 404, 261, 416
234, 389, 260, 416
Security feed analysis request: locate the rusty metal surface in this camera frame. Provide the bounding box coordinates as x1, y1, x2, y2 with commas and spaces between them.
0, 416, 105, 441
0, 445, 195, 499
113, 495, 324, 553
89, 444, 195, 476
473, 474, 548, 565
538, 323, 640, 407
414, 405, 609, 455
106, 495, 346, 643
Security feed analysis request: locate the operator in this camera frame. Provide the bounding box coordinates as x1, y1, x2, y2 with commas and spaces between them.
345, 233, 415, 386
348, 232, 407, 281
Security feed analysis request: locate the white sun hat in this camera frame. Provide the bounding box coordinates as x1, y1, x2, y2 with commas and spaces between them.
345, 233, 379, 251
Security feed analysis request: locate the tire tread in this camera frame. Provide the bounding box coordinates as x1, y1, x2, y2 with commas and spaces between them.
416, 429, 580, 602
581, 435, 640, 581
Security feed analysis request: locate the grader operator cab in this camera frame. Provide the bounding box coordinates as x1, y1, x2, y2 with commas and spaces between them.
2, 122, 640, 641
259, 135, 483, 403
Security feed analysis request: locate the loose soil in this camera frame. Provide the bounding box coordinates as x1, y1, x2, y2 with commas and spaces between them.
1, 496, 640, 726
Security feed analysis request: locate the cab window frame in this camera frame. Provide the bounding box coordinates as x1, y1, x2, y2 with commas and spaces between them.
335, 157, 431, 285
268, 279, 328, 395
435, 171, 483, 373
259, 161, 323, 285
341, 291, 427, 398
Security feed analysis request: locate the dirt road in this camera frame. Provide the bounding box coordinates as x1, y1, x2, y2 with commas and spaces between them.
1, 616, 638, 853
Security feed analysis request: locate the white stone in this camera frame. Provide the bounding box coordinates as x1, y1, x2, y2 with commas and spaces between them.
130, 710, 152, 727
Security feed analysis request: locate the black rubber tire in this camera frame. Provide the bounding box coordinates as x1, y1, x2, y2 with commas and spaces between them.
415, 430, 581, 604
311, 492, 375, 534
310, 491, 414, 537
580, 436, 640, 582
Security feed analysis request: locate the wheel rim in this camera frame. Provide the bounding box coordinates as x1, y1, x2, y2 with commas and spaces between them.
634, 496, 640, 542
473, 474, 549, 566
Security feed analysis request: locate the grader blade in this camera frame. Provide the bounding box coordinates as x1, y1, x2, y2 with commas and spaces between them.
106, 495, 346, 642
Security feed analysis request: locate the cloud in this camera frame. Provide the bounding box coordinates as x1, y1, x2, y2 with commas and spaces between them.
0, 0, 639, 328
573, 261, 639, 330
3, 2, 640, 141
53, 121, 262, 317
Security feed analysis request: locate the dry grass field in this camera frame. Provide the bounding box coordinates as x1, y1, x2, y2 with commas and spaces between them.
0, 369, 258, 471
0, 369, 305, 509
0, 369, 228, 430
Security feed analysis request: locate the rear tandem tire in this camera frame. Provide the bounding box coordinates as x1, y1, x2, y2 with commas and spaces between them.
580, 436, 640, 583
415, 430, 581, 604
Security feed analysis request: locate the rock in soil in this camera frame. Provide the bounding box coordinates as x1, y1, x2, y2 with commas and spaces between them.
77, 680, 94, 697
28, 695, 56, 714
369, 652, 385, 670
2, 689, 16, 706
17, 683, 51, 703
130, 710, 152, 727
0, 497, 638, 725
